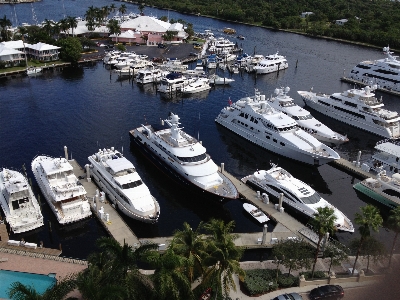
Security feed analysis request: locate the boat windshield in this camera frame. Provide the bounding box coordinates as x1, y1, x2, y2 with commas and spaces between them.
295, 114, 313, 121
300, 192, 321, 204
122, 180, 143, 189
279, 101, 295, 107
177, 153, 207, 163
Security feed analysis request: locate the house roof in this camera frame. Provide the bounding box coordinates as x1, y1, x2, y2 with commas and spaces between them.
110, 29, 137, 38
0, 40, 25, 49
27, 42, 60, 51
0, 44, 24, 56
121, 16, 170, 32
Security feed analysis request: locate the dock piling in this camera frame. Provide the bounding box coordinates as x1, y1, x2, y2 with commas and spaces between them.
262, 224, 268, 244
278, 193, 283, 210
64, 146, 68, 160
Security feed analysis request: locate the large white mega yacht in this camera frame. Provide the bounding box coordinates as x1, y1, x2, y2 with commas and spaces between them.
348, 46, 400, 92
298, 85, 400, 139
361, 139, 400, 175
0, 168, 44, 233
253, 52, 288, 74
242, 165, 354, 232
215, 89, 340, 166
31, 156, 92, 225
88, 148, 160, 223
129, 113, 239, 201
267, 87, 348, 145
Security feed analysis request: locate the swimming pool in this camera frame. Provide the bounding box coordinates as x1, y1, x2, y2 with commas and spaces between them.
0, 270, 56, 299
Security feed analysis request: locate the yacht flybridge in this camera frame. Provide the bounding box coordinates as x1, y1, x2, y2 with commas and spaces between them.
242, 165, 354, 232
268, 87, 348, 145
0, 168, 44, 233
88, 147, 160, 223
298, 85, 400, 139
215, 89, 340, 166
129, 113, 239, 201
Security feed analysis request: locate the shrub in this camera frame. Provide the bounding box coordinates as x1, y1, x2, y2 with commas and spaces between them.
277, 274, 296, 288
242, 269, 279, 296
299, 271, 328, 280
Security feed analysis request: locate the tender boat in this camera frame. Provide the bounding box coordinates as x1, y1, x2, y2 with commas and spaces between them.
361, 139, 400, 175
243, 203, 269, 223
215, 89, 340, 166
354, 171, 400, 209
298, 85, 400, 139
348, 46, 400, 92
129, 113, 239, 201
209, 74, 235, 85
31, 155, 92, 225
253, 52, 288, 74
242, 165, 354, 232
26, 66, 42, 75
181, 77, 211, 94
0, 168, 44, 234
268, 87, 348, 145
88, 147, 160, 223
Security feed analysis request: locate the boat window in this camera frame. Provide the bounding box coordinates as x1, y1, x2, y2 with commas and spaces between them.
11, 197, 29, 210
273, 139, 277, 143
300, 192, 321, 204
177, 153, 207, 163
297, 114, 313, 120
383, 189, 400, 198
344, 101, 358, 108
333, 106, 366, 119
318, 100, 330, 106
266, 135, 270, 139
122, 180, 143, 189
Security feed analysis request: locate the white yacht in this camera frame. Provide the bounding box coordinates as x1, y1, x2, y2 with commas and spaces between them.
215, 89, 340, 166
181, 77, 211, 94
160, 58, 188, 72
157, 73, 194, 93
244, 54, 265, 73
129, 113, 239, 201
253, 52, 288, 74
0, 169, 44, 234
354, 170, 400, 209
136, 68, 167, 84
31, 156, 92, 225
209, 74, 235, 85
298, 85, 400, 139
361, 140, 400, 175
268, 87, 348, 145
348, 46, 400, 92
243, 203, 269, 223
242, 165, 354, 232
88, 147, 160, 223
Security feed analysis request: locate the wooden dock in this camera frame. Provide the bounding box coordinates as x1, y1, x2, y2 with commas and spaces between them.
331, 158, 375, 179
341, 76, 400, 97
69, 158, 140, 248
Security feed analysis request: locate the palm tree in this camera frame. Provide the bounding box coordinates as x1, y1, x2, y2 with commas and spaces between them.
8, 274, 75, 300
145, 249, 194, 300
309, 206, 337, 278
170, 222, 207, 282
0, 15, 12, 41
42, 19, 54, 37
118, 4, 127, 16
202, 219, 244, 298
107, 19, 121, 43
388, 206, 400, 268
351, 204, 383, 275
66, 15, 78, 36
138, 4, 145, 16
109, 4, 117, 14
58, 18, 70, 36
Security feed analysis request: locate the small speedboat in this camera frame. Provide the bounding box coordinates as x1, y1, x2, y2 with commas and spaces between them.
243, 203, 269, 223
209, 74, 235, 85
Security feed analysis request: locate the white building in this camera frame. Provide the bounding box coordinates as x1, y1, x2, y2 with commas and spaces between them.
300, 12, 314, 18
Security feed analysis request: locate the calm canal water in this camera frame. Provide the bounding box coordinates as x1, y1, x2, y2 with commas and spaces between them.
1, 0, 399, 259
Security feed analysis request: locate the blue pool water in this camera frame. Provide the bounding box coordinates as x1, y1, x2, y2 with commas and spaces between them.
0, 270, 56, 299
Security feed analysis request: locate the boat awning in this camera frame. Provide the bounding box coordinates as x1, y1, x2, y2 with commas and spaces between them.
106, 157, 134, 174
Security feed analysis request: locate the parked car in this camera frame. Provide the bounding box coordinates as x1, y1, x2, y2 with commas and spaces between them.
105, 44, 114, 49
157, 43, 166, 48
309, 285, 344, 300
271, 292, 303, 300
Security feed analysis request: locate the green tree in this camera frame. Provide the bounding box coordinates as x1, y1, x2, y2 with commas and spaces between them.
170, 222, 207, 282
160, 16, 168, 22
119, 4, 127, 16
309, 206, 337, 278
139, 4, 145, 15
388, 206, 400, 268
162, 30, 177, 42
8, 274, 75, 300
145, 249, 194, 300
0, 15, 12, 41
66, 16, 78, 37
350, 236, 386, 273
202, 219, 244, 298
185, 23, 195, 39
56, 36, 82, 63
323, 242, 349, 274
351, 205, 383, 275
107, 19, 121, 43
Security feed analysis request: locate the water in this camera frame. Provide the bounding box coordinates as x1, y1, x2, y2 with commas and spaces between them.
0, 270, 56, 298
1, 1, 399, 259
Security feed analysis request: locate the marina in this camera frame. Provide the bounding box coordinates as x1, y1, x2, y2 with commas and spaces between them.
1, 0, 400, 260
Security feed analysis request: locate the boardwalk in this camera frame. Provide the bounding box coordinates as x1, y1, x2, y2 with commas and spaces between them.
69, 156, 140, 248
332, 158, 376, 179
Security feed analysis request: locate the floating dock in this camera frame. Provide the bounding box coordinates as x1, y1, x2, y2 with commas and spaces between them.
331, 158, 376, 179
